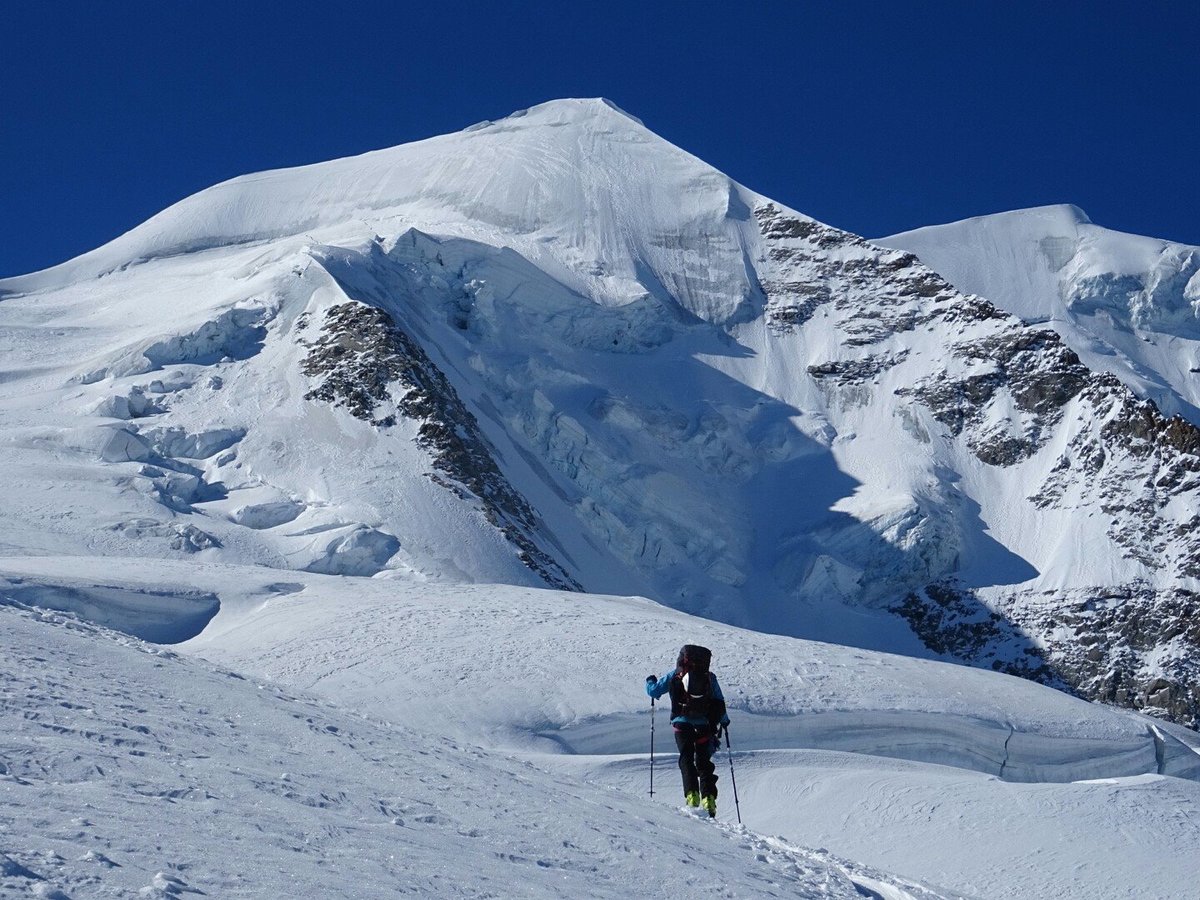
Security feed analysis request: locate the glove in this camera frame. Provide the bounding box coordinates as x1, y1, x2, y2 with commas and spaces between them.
646, 674, 657, 685
713, 723, 726, 743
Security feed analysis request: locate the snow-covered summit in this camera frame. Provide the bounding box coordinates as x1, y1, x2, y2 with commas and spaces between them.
6, 97, 764, 324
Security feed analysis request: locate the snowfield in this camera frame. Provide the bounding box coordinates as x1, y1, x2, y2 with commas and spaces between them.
2, 598, 920, 900
3, 98, 1200, 898
3, 558, 1200, 899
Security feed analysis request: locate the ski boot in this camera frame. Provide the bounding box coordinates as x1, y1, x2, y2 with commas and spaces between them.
684, 791, 700, 808
701, 795, 716, 818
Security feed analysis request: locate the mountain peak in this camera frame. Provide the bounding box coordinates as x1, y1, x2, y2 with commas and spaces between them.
4, 96, 752, 320
498, 97, 646, 128
459, 97, 650, 140
995, 203, 1092, 227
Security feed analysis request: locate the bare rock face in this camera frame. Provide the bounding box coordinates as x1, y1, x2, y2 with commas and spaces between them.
902, 329, 1092, 466
300, 300, 579, 591
892, 582, 1200, 729
1034, 380, 1200, 578
756, 202, 1200, 730
891, 583, 1064, 684
299, 303, 412, 428
1041, 586, 1200, 728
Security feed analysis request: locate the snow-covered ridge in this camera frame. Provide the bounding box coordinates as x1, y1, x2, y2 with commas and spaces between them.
879, 205, 1200, 421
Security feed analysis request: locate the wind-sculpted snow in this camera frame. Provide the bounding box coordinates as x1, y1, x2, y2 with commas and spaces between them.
46, 556, 1161, 784
2, 555, 1177, 776
140, 305, 271, 370
0, 572, 218, 642
5, 560, 1200, 898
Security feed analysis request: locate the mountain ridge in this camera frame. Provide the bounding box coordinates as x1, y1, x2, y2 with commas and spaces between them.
879, 205, 1200, 423
1, 100, 1198, 727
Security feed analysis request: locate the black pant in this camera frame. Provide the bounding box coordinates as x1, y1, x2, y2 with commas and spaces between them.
674, 724, 718, 798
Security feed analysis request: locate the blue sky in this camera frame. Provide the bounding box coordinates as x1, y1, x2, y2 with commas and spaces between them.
3, 2, 1196, 276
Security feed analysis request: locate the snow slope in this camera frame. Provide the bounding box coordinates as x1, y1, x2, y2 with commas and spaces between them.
2, 597, 930, 900
3, 557, 1199, 899
879, 205, 1200, 422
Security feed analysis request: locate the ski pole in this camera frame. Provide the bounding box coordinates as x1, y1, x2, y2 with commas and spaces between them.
649, 694, 657, 797
724, 725, 742, 824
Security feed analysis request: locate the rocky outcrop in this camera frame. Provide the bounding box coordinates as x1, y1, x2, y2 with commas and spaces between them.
891, 583, 1064, 686
756, 204, 974, 347
1034, 379, 1200, 578
300, 301, 580, 591
756, 201, 1200, 729
893, 582, 1200, 729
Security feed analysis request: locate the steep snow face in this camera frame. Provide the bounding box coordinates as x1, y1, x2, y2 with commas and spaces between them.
4, 98, 764, 326
878, 205, 1200, 422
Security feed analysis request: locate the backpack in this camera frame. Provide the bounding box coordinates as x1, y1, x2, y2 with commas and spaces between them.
670, 644, 720, 724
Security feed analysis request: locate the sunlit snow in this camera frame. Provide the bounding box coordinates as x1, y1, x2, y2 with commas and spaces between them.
2, 100, 1199, 899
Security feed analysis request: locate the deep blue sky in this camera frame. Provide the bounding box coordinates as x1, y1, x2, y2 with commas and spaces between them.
3, 2, 1197, 277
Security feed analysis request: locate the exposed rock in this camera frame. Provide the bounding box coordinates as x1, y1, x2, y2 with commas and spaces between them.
892, 584, 1063, 685
808, 352, 909, 385
300, 302, 410, 427
899, 328, 1089, 463
755, 204, 958, 345
300, 301, 580, 590
895, 582, 1200, 729
1034, 383, 1200, 578
756, 200, 1200, 730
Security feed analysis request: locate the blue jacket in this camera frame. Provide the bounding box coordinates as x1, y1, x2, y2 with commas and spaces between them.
646, 669, 731, 728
